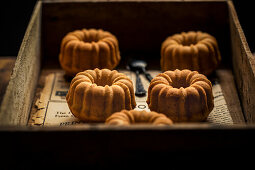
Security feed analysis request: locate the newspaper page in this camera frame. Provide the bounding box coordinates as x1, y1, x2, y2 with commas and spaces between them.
29, 70, 233, 126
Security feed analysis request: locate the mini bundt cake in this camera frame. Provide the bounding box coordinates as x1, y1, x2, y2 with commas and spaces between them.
66, 68, 136, 122
147, 69, 214, 122
59, 29, 121, 76
105, 110, 173, 125
161, 31, 221, 75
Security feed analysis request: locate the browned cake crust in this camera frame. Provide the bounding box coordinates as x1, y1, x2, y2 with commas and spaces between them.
161, 31, 221, 75
59, 29, 120, 76
147, 69, 214, 122
105, 109, 173, 125
66, 68, 136, 122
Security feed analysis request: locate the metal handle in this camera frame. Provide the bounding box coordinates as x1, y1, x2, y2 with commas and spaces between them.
141, 67, 153, 82
144, 72, 153, 82
135, 71, 146, 97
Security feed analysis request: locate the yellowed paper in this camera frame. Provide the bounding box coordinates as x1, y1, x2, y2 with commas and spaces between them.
207, 82, 232, 124
30, 74, 54, 126
29, 70, 233, 126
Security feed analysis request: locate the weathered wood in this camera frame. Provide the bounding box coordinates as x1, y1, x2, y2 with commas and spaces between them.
0, 2, 42, 125
228, 1, 255, 123
0, 124, 255, 168
0, 2, 254, 166
0, 0, 253, 128
215, 69, 245, 124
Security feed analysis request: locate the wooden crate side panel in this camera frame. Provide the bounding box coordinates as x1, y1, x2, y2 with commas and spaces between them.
42, 1, 230, 68
0, 2, 42, 125
1, 125, 255, 168
228, 1, 255, 123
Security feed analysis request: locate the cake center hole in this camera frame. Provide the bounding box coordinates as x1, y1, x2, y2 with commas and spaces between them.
182, 39, 197, 46
95, 78, 112, 87
171, 80, 189, 89
95, 81, 112, 87
84, 37, 99, 43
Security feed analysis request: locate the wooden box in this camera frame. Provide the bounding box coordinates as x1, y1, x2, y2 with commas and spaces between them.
1, 0, 255, 167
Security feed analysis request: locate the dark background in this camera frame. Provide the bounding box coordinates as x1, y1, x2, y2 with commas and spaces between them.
0, 0, 254, 56
0, 1, 254, 168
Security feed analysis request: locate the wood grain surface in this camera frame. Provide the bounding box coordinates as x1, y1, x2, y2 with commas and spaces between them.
0, 2, 42, 125
228, 1, 255, 123
0, 1, 254, 167
0, 0, 253, 126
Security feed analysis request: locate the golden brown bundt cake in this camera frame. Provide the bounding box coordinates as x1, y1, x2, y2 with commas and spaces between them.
105, 109, 173, 125
161, 31, 221, 75
59, 29, 121, 76
147, 69, 214, 122
66, 68, 136, 122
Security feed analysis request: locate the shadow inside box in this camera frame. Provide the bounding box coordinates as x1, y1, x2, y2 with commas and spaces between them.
1, 136, 254, 169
